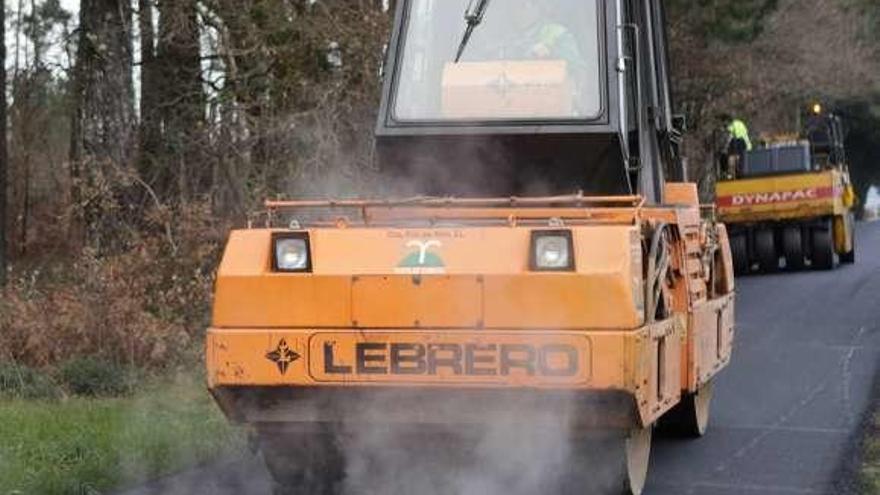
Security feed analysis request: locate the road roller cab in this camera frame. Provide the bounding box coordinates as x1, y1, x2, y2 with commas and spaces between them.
206, 1, 737, 494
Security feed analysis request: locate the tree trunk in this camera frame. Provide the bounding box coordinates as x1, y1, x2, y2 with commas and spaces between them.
138, 0, 162, 189
156, 0, 203, 202
0, 0, 7, 285
69, 0, 135, 246
70, 0, 135, 168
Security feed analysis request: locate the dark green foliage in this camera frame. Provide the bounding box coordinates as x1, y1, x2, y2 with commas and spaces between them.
668, 0, 779, 43
0, 362, 61, 400
58, 358, 135, 398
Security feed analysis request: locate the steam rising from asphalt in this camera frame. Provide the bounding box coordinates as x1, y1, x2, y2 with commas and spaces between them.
141, 121, 626, 495
269, 135, 610, 495
326, 391, 624, 495
343, 427, 568, 495
339, 416, 578, 495
287, 131, 566, 201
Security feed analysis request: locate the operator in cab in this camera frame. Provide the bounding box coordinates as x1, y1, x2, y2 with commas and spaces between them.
461, 0, 582, 66
394, 0, 602, 122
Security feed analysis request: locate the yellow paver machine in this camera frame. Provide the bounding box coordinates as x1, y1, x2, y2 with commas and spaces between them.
716, 105, 857, 274
206, 1, 736, 493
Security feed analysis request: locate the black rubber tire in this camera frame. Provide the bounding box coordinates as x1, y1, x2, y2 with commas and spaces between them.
657, 382, 714, 438
781, 226, 805, 271
730, 233, 750, 275
841, 243, 856, 264
259, 427, 344, 495
841, 213, 856, 264
811, 220, 837, 270
754, 228, 778, 273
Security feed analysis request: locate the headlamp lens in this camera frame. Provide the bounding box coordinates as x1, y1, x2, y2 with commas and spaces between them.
275, 238, 309, 271
534, 234, 572, 270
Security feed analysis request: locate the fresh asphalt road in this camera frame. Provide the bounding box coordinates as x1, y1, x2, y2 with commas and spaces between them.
120, 222, 880, 495
650, 221, 880, 495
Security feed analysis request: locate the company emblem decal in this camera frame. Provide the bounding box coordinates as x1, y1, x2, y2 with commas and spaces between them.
396, 240, 445, 274
266, 339, 300, 375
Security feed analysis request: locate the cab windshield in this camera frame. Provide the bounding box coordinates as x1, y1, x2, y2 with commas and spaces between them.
393, 0, 602, 122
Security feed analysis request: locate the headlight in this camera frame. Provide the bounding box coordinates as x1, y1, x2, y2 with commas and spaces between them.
273, 233, 312, 272
530, 230, 575, 271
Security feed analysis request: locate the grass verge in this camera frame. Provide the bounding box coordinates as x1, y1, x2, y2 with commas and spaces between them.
864, 412, 880, 493
0, 374, 246, 495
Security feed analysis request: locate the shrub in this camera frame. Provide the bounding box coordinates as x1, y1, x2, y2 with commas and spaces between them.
0, 362, 61, 400
58, 357, 136, 398
0, 201, 226, 372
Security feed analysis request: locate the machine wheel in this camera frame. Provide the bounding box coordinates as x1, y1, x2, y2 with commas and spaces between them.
781, 226, 805, 271
754, 228, 778, 273
622, 427, 653, 495
840, 241, 856, 264
570, 427, 653, 495
730, 233, 750, 275
811, 220, 837, 270
258, 427, 344, 495
658, 382, 714, 438
841, 213, 856, 264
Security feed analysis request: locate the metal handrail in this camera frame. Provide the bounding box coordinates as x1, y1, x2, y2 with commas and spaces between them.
258, 194, 647, 229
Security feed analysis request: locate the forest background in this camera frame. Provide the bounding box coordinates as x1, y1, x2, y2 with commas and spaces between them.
0, 0, 878, 389
0, 1, 879, 492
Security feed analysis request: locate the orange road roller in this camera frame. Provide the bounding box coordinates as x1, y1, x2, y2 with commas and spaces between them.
206, 1, 736, 493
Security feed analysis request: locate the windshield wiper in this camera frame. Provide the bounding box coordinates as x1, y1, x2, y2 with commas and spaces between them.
454, 0, 492, 63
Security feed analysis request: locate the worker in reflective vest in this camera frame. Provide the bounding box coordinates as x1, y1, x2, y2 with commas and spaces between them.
727, 117, 753, 152
720, 114, 752, 178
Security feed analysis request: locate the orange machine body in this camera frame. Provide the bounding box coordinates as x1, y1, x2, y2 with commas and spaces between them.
206, 187, 735, 432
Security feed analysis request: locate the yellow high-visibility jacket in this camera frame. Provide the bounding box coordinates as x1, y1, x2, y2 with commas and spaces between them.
728, 119, 753, 151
